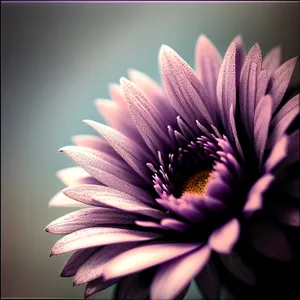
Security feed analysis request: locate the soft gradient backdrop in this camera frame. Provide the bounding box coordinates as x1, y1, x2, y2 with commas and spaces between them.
1, 2, 299, 299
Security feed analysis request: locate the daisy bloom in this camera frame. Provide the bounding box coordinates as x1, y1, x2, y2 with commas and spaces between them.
46, 35, 299, 300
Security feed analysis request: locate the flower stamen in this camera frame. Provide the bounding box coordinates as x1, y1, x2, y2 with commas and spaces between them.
182, 169, 211, 196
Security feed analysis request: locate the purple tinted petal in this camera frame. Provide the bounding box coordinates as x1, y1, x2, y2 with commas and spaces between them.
205, 177, 232, 201
103, 243, 201, 280
83, 120, 152, 182
219, 252, 256, 285
195, 259, 220, 300
45, 208, 137, 235
85, 277, 118, 299
120, 78, 170, 154
264, 135, 288, 172
74, 243, 137, 285
60, 247, 99, 277
255, 69, 269, 107
244, 174, 274, 212
267, 202, 300, 227
115, 268, 155, 300
262, 46, 281, 76
57, 167, 100, 187
50, 228, 160, 256
160, 218, 190, 232
159, 45, 213, 127
254, 95, 272, 165
268, 56, 298, 113
48, 191, 88, 207
248, 218, 292, 261
195, 35, 222, 110
217, 40, 237, 127
93, 193, 167, 220
135, 220, 163, 229
60, 146, 153, 203
232, 35, 246, 82
150, 246, 211, 300
208, 218, 240, 254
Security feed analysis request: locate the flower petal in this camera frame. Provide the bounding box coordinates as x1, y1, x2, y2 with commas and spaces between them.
50, 228, 160, 256
150, 246, 211, 300
195, 35, 222, 109
160, 218, 190, 232
243, 174, 274, 212
48, 191, 88, 207
217, 40, 237, 127
60, 247, 99, 277
195, 259, 220, 300
208, 218, 240, 254
85, 278, 118, 299
103, 243, 201, 280
268, 56, 298, 113
254, 94, 272, 165
59, 146, 153, 203
262, 46, 281, 76
74, 243, 138, 285
45, 208, 137, 235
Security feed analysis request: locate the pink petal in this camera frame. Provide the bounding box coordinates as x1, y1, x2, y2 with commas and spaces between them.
208, 218, 240, 254
83, 120, 152, 182
50, 228, 160, 256
262, 46, 281, 76
59, 146, 153, 204
254, 94, 272, 165
195, 35, 222, 109
264, 135, 288, 172
60, 247, 99, 277
103, 243, 201, 280
48, 191, 88, 207
135, 220, 163, 229
268, 56, 298, 113
93, 193, 167, 220
267, 202, 300, 227
45, 207, 137, 235
150, 246, 211, 300
243, 174, 274, 212
74, 243, 137, 285
160, 218, 190, 232
85, 277, 118, 299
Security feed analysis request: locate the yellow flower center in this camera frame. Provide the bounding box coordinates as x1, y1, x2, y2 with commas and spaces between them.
182, 169, 211, 196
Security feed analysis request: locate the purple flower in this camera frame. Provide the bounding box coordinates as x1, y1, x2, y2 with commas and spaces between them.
46, 35, 299, 299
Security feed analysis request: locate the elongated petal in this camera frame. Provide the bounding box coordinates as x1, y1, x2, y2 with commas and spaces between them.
262, 46, 281, 76
217, 40, 237, 127
244, 174, 274, 212
219, 252, 256, 285
195, 259, 220, 300
160, 218, 190, 232
264, 135, 288, 172
57, 167, 99, 186
115, 268, 156, 300
45, 208, 137, 235
74, 243, 137, 285
48, 191, 88, 207
50, 228, 160, 256
84, 120, 152, 182
60, 247, 99, 277
103, 243, 201, 280
208, 218, 240, 254
254, 95, 272, 165
195, 35, 222, 108
150, 246, 211, 300
248, 218, 292, 261
268, 57, 298, 113
159, 45, 213, 127
85, 278, 118, 299
60, 146, 152, 203
93, 193, 167, 220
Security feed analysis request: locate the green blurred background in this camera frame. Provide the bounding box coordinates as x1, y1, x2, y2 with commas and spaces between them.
1, 2, 299, 299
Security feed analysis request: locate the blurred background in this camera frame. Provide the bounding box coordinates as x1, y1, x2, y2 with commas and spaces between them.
1, 2, 299, 299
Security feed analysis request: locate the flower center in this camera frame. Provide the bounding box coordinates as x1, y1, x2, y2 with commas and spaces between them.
182, 169, 211, 196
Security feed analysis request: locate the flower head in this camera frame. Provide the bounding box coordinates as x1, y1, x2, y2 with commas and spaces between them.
46, 35, 299, 299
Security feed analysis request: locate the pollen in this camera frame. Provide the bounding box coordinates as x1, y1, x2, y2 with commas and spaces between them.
182, 169, 211, 196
